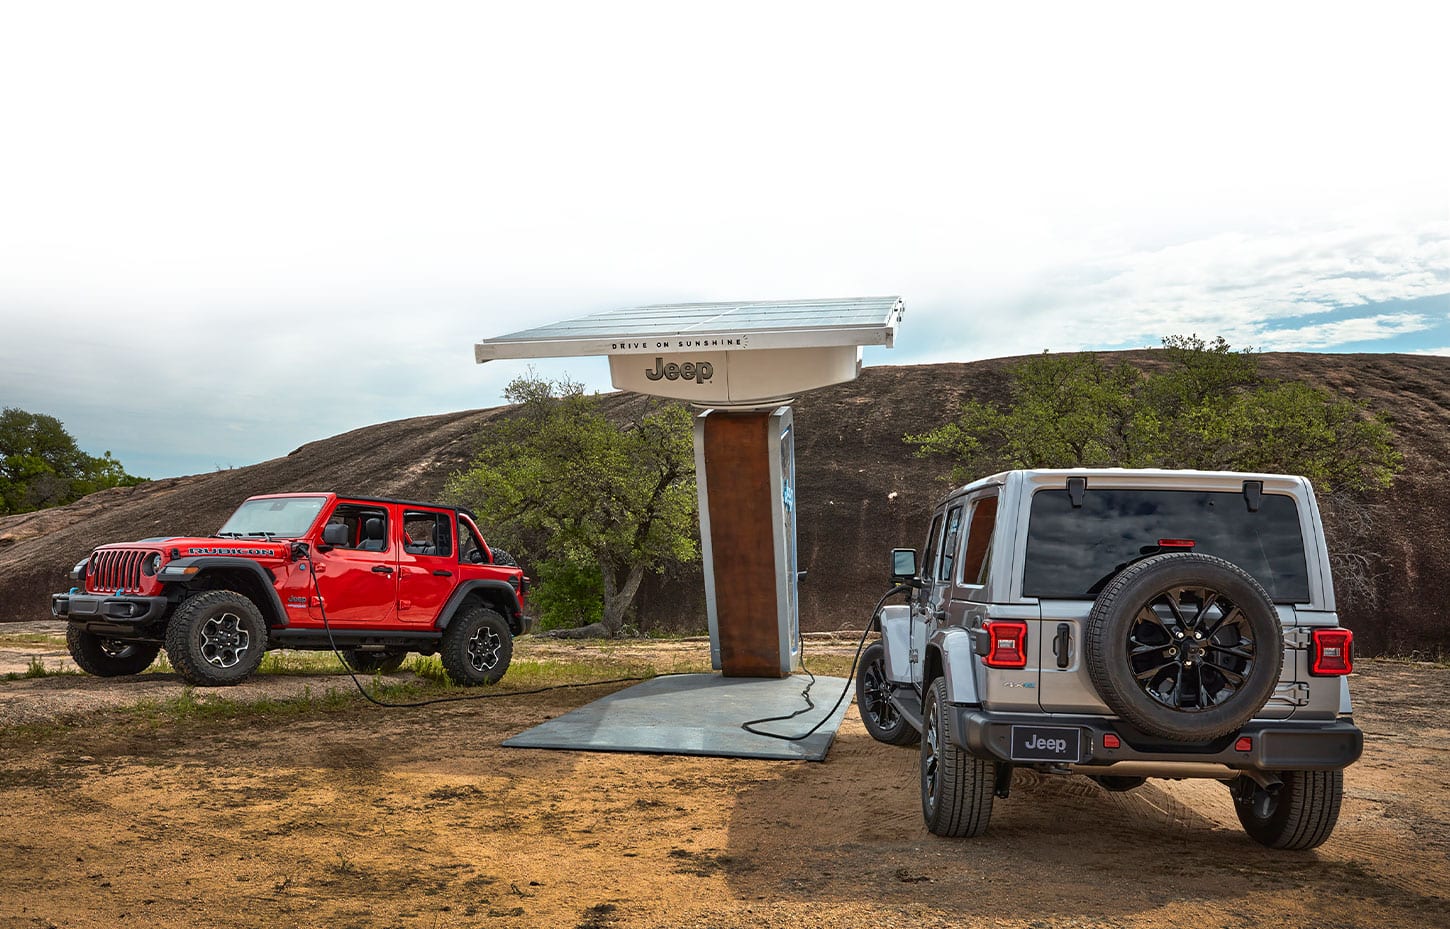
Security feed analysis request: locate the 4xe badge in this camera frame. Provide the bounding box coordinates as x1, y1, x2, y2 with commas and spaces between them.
1009, 725, 1083, 763
644, 357, 714, 384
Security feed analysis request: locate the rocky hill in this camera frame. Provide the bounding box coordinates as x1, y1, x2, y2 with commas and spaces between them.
3, 353, 1447, 656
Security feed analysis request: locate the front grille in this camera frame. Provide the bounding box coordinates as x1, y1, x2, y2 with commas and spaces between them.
90, 549, 151, 592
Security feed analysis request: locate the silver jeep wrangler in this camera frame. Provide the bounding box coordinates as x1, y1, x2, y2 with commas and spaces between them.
857, 469, 1363, 849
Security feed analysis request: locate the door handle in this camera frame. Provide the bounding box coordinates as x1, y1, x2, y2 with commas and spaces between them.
372, 565, 395, 574
1053, 623, 1071, 668
433, 569, 453, 577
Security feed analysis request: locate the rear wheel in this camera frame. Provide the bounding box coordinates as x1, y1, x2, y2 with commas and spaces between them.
857, 643, 917, 745
1233, 769, 1343, 849
65, 626, 160, 676
921, 676, 995, 837
343, 649, 408, 674
440, 606, 512, 686
165, 590, 269, 686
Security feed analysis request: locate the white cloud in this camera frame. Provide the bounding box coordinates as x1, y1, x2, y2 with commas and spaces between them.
899, 221, 1450, 361
1255, 314, 1433, 351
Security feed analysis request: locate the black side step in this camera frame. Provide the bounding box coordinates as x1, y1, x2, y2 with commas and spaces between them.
889, 688, 925, 733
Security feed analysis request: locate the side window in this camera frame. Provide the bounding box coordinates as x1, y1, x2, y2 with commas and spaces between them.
325, 504, 390, 552
938, 505, 964, 581
959, 495, 998, 586
458, 518, 485, 565
920, 513, 944, 582
403, 510, 454, 558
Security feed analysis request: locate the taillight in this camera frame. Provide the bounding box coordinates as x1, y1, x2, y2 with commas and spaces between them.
984, 620, 1028, 669
1157, 539, 1195, 549
1310, 628, 1354, 676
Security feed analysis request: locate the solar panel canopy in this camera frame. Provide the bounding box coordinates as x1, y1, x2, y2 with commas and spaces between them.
476, 296, 904, 406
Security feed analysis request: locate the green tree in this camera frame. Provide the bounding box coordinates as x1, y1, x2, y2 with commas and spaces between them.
446, 375, 698, 635
906, 337, 1401, 496
0, 408, 146, 515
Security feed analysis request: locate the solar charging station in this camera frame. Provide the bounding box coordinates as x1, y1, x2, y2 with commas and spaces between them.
480, 297, 905, 759
476, 297, 904, 678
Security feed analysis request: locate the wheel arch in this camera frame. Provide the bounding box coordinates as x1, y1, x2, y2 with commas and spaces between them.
170, 558, 288, 629
437, 581, 524, 635
928, 627, 982, 705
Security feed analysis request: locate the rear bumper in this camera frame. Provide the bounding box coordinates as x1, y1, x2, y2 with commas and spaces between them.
52, 592, 168, 624
952, 707, 1363, 772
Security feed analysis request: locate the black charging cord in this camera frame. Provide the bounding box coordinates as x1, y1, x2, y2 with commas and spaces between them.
740, 585, 914, 741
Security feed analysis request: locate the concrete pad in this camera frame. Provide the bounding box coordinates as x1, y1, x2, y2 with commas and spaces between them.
502, 672, 851, 762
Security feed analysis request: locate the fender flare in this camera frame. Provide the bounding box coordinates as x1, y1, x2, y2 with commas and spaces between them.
436, 580, 524, 633
877, 604, 913, 684
927, 626, 981, 706
159, 557, 290, 628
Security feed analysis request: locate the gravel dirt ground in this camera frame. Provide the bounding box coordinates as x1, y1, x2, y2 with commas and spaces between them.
0, 630, 1446, 929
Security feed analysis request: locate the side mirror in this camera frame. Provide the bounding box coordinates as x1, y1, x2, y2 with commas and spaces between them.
891, 548, 919, 585
322, 523, 350, 547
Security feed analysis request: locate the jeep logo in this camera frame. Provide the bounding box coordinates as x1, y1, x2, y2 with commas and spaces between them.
1025, 734, 1068, 753
644, 357, 714, 384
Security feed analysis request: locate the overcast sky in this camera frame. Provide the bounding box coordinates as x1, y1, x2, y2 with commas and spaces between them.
2, 1, 1446, 478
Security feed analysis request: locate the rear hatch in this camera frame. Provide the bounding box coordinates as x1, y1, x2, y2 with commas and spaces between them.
1026, 485, 1312, 719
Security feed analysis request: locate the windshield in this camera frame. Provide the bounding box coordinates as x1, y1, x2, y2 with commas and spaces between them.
1023, 488, 1310, 602
217, 496, 328, 539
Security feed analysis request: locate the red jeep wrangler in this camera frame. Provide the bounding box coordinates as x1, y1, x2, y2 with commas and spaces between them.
51, 493, 531, 687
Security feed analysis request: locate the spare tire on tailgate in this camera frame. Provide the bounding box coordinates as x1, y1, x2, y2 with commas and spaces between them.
1084, 553, 1283, 742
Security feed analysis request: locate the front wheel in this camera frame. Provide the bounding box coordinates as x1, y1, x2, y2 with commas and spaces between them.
921, 677, 995, 837
65, 626, 161, 677
1233, 769, 1343, 850
440, 606, 513, 686
165, 590, 269, 686
857, 642, 917, 745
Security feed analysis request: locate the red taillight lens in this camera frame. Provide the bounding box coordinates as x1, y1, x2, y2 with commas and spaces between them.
1102, 733, 1121, 749
1157, 539, 1196, 549
984, 620, 1028, 669
1234, 736, 1253, 752
1311, 628, 1354, 676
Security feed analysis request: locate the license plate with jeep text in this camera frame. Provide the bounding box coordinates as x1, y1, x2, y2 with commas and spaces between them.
1009, 725, 1083, 763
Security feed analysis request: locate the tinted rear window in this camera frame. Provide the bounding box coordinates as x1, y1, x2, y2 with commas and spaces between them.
1024, 489, 1310, 602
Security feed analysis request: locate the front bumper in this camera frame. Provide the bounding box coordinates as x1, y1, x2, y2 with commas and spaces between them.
52, 592, 168, 624
953, 707, 1363, 772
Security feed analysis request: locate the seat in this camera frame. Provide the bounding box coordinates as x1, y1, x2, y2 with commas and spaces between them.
358, 517, 388, 552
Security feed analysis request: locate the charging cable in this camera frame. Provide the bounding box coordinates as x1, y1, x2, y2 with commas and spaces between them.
740, 584, 914, 741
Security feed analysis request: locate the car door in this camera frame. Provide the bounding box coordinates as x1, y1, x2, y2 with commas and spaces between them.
910, 505, 960, 686
397, 507, 459, 625
310, 500, 399, 626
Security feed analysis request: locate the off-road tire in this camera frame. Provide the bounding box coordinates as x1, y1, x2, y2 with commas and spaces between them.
65, 626, 161, 677
857, 642, 917, 745
165, 590, 269, 686
344, 649, 408, 674
1085, 553, 1283, 742
440, 606, 512, 686
921, 676, 995, 837
1234, 769, 1344, 850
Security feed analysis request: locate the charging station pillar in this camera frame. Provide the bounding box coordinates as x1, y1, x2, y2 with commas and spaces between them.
694, 406, 800, 678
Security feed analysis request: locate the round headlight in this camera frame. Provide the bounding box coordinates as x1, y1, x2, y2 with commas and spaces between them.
142, 553, 163, 577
